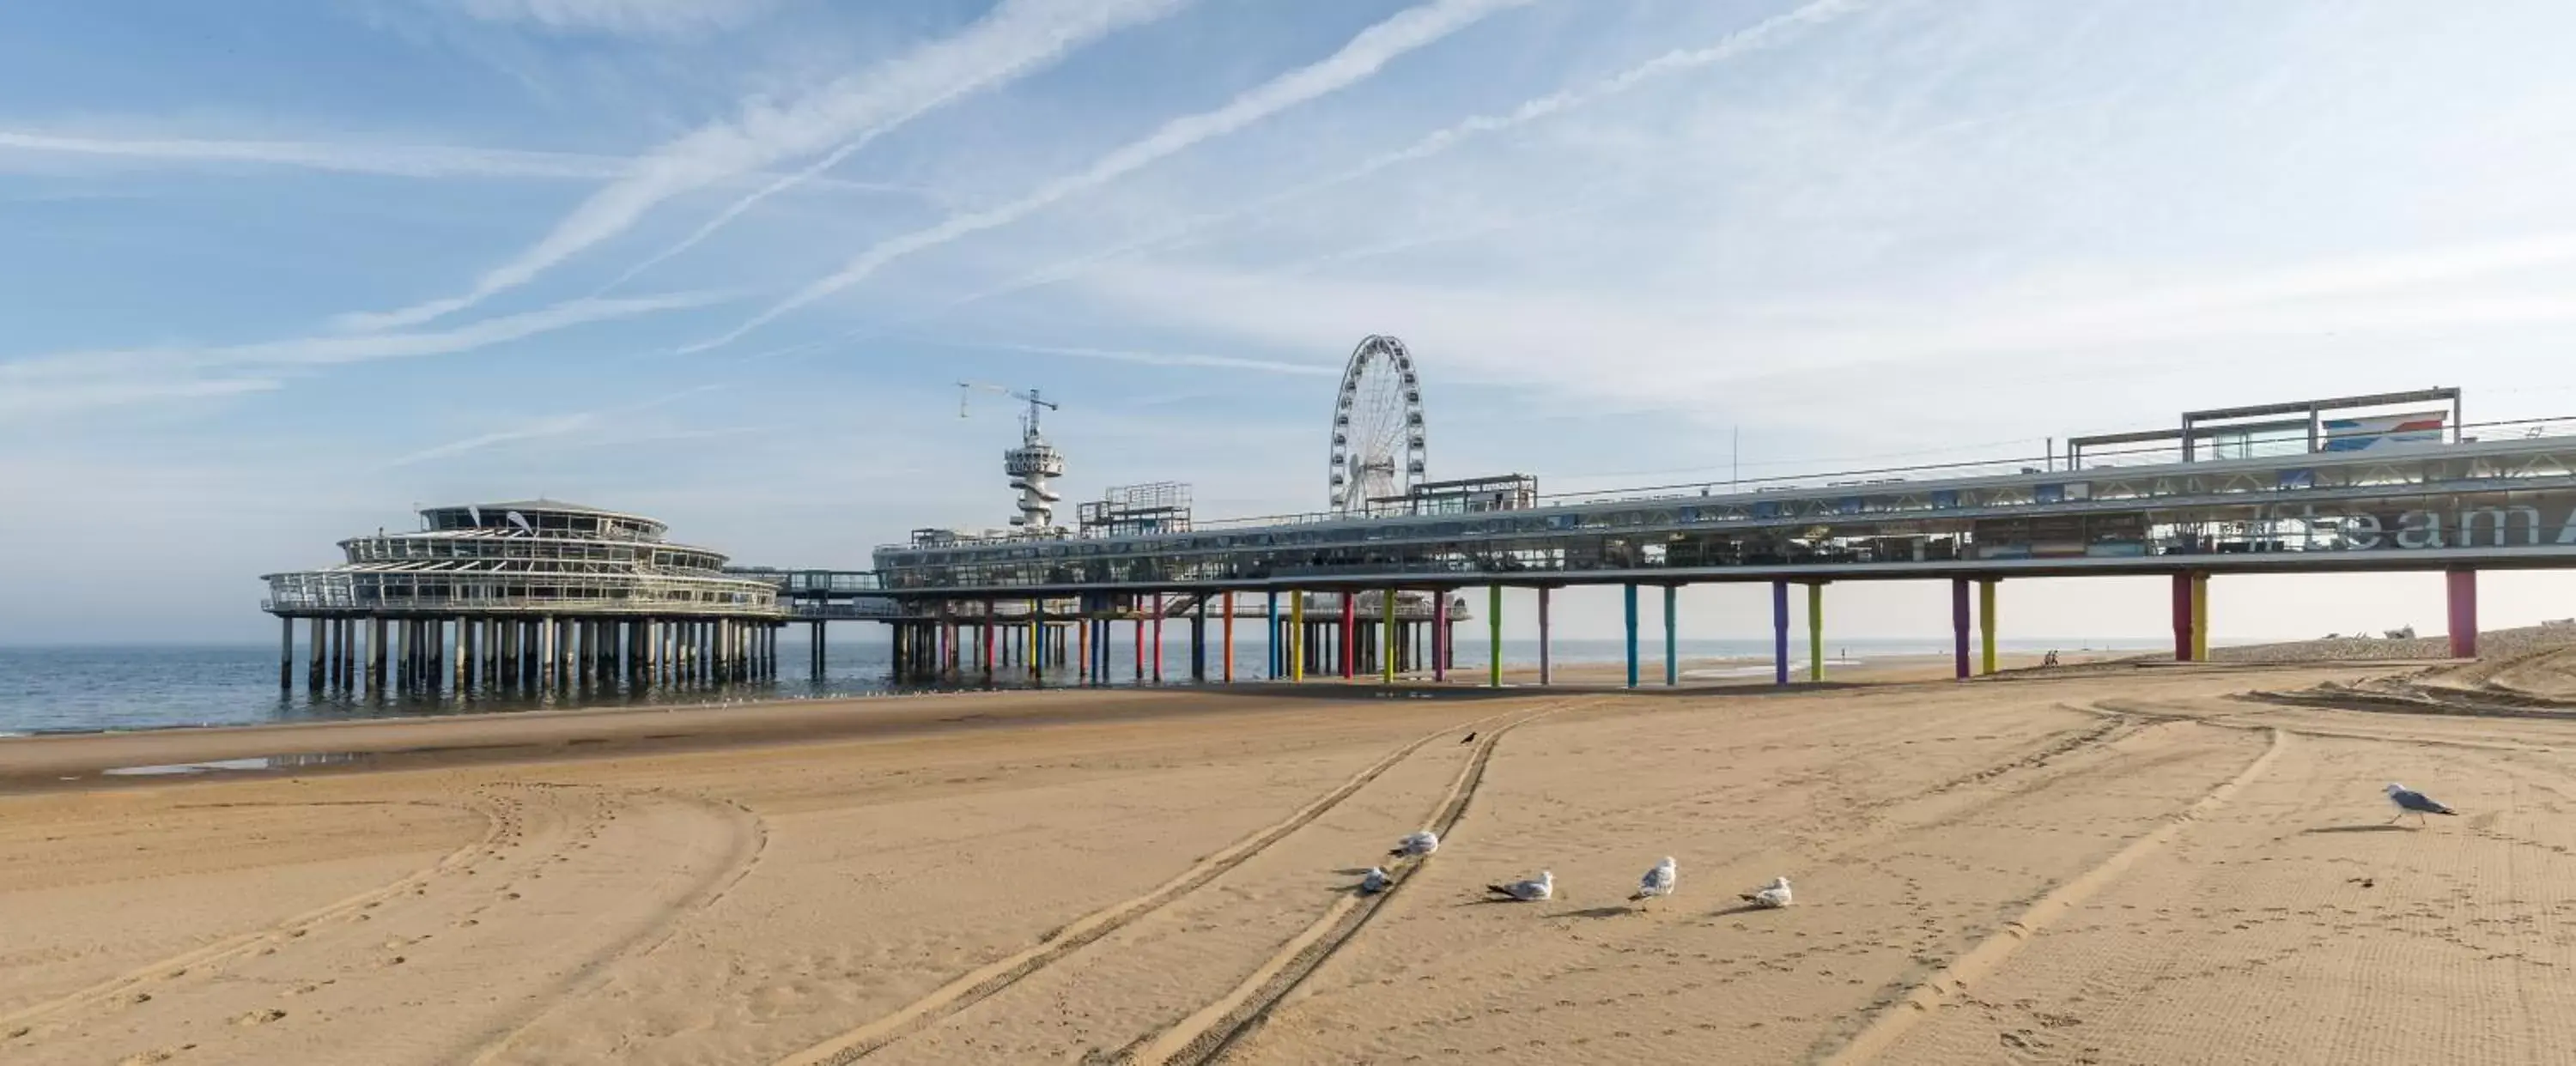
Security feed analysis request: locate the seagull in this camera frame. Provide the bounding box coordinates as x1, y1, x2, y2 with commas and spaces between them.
2385, 783, 2457, 825
1486, 869, 1553, 902
1631, 857, 1678, 902
1390, 830, 1439, 858
1460, 731, 1477, 744
1359, 867, 1390, 894
1740, 876, 1793, 909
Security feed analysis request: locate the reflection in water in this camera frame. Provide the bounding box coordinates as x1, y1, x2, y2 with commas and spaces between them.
101, 752, 371, 776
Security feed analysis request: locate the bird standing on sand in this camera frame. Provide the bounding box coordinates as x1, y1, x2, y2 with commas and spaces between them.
1360, 867, 1390, 894
1390, 830, 1439, 858
1486, 870, 1553, 901
2385, 783, 2457, 825
1631, 857, 1678, 903
1741, 876, 1793, 908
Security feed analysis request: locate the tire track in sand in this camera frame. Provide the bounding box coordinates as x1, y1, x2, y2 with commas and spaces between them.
1120, 703, 1573, 1066
0, 786, 511, 1033
773, 703, 1552, 1066
1816, 724, 2291, 1066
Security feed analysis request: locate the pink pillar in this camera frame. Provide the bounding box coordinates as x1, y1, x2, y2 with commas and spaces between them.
2447, 569, 2478, 658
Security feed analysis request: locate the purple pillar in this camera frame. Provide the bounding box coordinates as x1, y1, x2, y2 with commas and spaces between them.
2172, 572, 2196, 662
1950, 577, 1971, 680
1771, 579, 1791, 685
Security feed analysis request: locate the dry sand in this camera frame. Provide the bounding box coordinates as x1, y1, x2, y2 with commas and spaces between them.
7, 659, 2576, 1064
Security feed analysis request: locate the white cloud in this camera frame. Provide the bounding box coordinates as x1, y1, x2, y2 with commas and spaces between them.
342, 0, 1194, 331
906, 0, 1869, 324
387, 412, 600, 465
451, 0, 778, 36
689, 0, 1538, 352
0, 129, 927, 199
0, 293, 719, 420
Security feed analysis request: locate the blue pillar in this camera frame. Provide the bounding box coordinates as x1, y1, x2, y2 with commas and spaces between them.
1266, 591, 1280, 679
1663, 584, 1679, 687
1771, 579, 1791, 685
1623, 583, 1640, 689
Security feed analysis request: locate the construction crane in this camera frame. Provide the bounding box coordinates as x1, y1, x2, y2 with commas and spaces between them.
957, 383, 1066, 528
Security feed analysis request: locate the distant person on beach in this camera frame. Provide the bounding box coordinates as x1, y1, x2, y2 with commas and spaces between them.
2043, 650, 2060, 667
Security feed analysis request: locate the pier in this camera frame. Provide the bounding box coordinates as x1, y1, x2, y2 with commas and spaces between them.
258, 348, 2576, 696
261, 502, 786, 695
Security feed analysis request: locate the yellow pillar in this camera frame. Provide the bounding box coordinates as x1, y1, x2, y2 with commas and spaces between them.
1382, 587, 1398, 684
1289, 590, 1305, 682
2190, 572, 2210, 663
1807, 582, 1825, 681
1978, 578, 1999, 676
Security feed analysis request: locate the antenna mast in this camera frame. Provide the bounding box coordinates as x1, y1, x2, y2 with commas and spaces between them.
957, 382, 1066, 529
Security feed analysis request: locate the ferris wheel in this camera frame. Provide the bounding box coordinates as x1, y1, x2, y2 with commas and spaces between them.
1327, 335, 1428, 513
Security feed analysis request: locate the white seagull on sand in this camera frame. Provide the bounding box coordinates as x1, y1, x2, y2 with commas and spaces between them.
1631, 857, 1678, 902
1740, 876, 1793, 909
1486, 870, 1553, 902
1359, 867, 1390, 894
2385, 783, 2458, 825
1390, 830, 1439, 858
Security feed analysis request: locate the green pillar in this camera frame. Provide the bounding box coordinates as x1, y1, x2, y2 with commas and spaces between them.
1808, 582, 1825, 681
1488, 584, 1503, 688
1978, 578, 1999, 676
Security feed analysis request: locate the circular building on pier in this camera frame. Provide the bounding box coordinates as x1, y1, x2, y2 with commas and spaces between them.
262, 500, 787, 693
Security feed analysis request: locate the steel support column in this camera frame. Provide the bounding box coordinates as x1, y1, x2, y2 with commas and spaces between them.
1623, 584, 1639, 690
1663, 584, 1679, 687
1952, 578, 1971, 680
1488, 585, 1503, 688
1771, 579, 1791, 685
1979, 578, 2000, 676
1223, 592, 1236, 683
1808, 582, 1826, 682
1538, 586, 1553, 687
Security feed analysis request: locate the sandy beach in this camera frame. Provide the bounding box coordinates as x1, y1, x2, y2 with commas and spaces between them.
7, 653, 2576, 1065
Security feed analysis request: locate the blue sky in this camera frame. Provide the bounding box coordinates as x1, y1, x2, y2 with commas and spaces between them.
8, 0, 2576, 643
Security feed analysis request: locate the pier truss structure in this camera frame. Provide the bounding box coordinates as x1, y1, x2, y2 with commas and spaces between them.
261, 501, 787, 695
856, 387, 2576, 687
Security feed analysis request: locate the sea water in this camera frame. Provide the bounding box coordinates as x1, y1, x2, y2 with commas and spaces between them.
0, 636, 2159, 735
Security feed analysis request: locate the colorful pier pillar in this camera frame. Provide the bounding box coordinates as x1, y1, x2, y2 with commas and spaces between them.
1266, 591, 1279, 679
1350, 592, 1370, 685
1382, 587, 1399, 684
1538, 587, 1554, 686
1951, 578, 1971, 680
2171, 572, 2196, 662
1431, 593, 1446, 682
1978, 578, 2000, 675
1151, 593, 1164, 683
2191, 572, 2210, 663
1191, 596, 1207, 682
1223, 591, 1236, 683
1771, 579, 1791, 685
1290, 591, 1306, 682
1623, 584, 1640, 690
1807, 582, 1826, 681
1488, 585, 1504, 688
2448, 568, 2479, 658
1663, 584, 1680, 687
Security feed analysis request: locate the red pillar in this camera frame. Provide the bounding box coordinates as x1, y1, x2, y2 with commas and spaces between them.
2171, 572, 2196, 663
982, 602, 996, 674
1431, 593, 1448, 682
2448, 568, 2478, 658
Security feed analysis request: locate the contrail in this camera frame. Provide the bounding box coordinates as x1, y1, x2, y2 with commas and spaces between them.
684, 0, 1537, 354
918, 0, 1872, 322
336, 0, 1194, 333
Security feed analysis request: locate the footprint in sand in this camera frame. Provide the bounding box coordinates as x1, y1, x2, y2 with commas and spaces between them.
232, 1008, 287, 1027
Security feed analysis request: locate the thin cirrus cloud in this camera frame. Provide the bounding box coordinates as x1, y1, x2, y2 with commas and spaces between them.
909, 0, 1873, 328
683, 0, 1539, 354
0, 292, 720, 420
0, 129, 924, 197
336, 0, 1196, 334
452, 0, 781, 37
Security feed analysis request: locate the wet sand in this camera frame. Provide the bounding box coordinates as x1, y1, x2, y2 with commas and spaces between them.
7, 659, 2574, 1064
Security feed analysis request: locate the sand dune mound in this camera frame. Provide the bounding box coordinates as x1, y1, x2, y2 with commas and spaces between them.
2250, 625, 2576, 716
